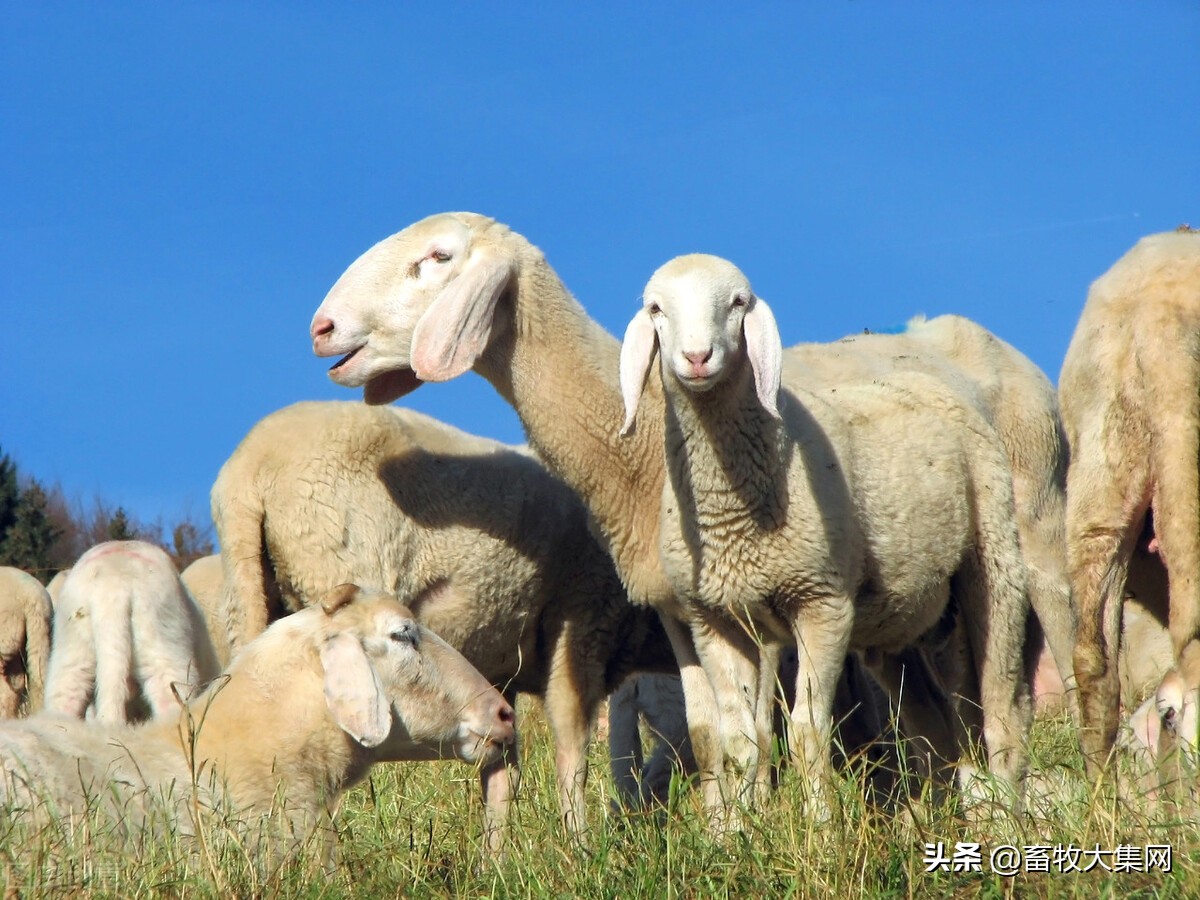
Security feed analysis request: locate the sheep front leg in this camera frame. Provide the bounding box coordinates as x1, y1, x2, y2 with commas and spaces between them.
542, 641, 604, 839
788, 598, 853, 817
658, 612, 726, 815
688, 606, 771, 826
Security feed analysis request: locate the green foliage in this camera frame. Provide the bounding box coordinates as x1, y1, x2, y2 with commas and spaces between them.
0, 447, 18, 538
0, 480, 63, 581
105, 506, 137, 541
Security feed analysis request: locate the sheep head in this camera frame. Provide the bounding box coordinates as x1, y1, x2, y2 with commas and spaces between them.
620, 254, 782, 435
311, 212, 515, 405
305, 584, 515, 764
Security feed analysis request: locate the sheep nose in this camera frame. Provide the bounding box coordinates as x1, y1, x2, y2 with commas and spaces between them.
311, 314, 335, 351
489, 697, 517, 746
683, 348, 713, 366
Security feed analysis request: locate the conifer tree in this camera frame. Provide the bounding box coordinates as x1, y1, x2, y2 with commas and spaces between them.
0, 481, 63, 581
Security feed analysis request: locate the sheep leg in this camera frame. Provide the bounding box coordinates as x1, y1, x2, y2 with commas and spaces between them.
607, 678, 646, 809
541, 638, 603, 838
688, 606, 769, 822
1152, 426, 1200, 690
658, 611, 725, 815
787, 598, 853, 815
868, 649, 960, 786
1068, 453, 1148, 775
480, 688, 520, 855
42, 620, 96, 719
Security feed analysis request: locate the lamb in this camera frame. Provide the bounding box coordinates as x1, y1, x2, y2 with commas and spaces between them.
618, 254, 1031, 809
209, 400, 677, 841
1058, 229, 1200, 774
307, 212, 957, 813
43, 540, 222, 724
0, 583, 515, 861
0, 567, 53, 717
785, 316, 1074, 697
180, 553, 234, 668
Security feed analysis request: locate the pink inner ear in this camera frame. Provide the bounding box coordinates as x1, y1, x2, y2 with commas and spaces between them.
619, 309, 658, 436
743, 297, 783, 418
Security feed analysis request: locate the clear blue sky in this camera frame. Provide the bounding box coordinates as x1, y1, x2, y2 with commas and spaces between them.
3, 2, 1197, 537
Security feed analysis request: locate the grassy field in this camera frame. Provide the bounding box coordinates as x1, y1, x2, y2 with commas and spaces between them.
2, 700, 1197, 899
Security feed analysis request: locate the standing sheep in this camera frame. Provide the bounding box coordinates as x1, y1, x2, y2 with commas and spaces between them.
0, 567, 53, 717
0, 584, 516, 861
43, 540, 221, 724
210, 400, 677, 841
785, 315, 1073, 696
617, 254, 1031, 808
1059, 229, 1200, 773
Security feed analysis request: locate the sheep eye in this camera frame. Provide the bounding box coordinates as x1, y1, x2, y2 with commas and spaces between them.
647, 303, 662, 316
431, 250, 451, 263
732, 293, 749, 308
390, 625, 418, 647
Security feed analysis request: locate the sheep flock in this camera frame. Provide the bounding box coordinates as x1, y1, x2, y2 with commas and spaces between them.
3, 215, 1199, 883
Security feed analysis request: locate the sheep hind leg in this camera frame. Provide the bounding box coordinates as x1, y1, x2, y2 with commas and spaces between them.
607, 678, 646, 809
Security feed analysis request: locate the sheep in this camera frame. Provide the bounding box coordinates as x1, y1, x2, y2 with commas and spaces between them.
45, 569, 69, 607
43, 540, 221, 724
307, 212, 942, 814
617, 254, 1031, 811
209, 399, 678, 842
0, 568, 53, 717
1058, 229, 1200, 774
180, 553, 234, 668
0, 583, 516, 862
785, 315, 1074, 699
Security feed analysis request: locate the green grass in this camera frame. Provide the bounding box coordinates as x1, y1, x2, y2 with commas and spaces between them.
2, 702, 1197, 898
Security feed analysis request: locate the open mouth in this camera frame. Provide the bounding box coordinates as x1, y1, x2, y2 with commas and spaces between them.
329, 345, 364, 372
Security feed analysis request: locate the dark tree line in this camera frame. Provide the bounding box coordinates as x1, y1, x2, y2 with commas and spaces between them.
0, 446, 214, 582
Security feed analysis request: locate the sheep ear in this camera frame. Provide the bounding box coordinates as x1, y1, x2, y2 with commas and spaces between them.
321, 632, 391, 748
743, 296, 783, 419
1129, 694, 1162, 752
619, 308, 658, 437
321, 583, 360, 616
410, 248, 513, 382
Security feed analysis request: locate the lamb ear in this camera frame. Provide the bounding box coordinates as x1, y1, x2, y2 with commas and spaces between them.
1129, 694, 1162, 753
743, 296, 783, 419
410, 247, 514, 382
321, 632, 391, 748
619, 308, 658, 437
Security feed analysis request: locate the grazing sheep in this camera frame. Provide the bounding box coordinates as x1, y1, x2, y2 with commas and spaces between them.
618, 254, 1031, 809
0, 568, 53, 717
210, 400, 677, 841
43, 540, 221, 724
180, 553, 234, 668
0, 584, 515, 861
1059, 229, 1200, 773
785, 315, 1074, 697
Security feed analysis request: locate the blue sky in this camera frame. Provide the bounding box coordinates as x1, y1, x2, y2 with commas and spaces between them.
3, 2, 1197, 536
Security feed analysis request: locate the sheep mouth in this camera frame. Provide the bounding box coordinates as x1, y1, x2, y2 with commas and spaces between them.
329, 346, 365, 373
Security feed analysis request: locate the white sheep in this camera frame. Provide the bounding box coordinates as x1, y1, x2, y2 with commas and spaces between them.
180, 553, 234, 668
0, 583, 515, 862
785, 315, 1074, 697
1059, 229, 1200, 773
618, 254, 1031, 810
210, 400, 678, 842
43, 540, 221, 724
0, 567, 53, 717
45, 569, 69, 607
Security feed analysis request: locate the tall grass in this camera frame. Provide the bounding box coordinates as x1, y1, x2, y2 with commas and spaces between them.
2, 701, 1196, 898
